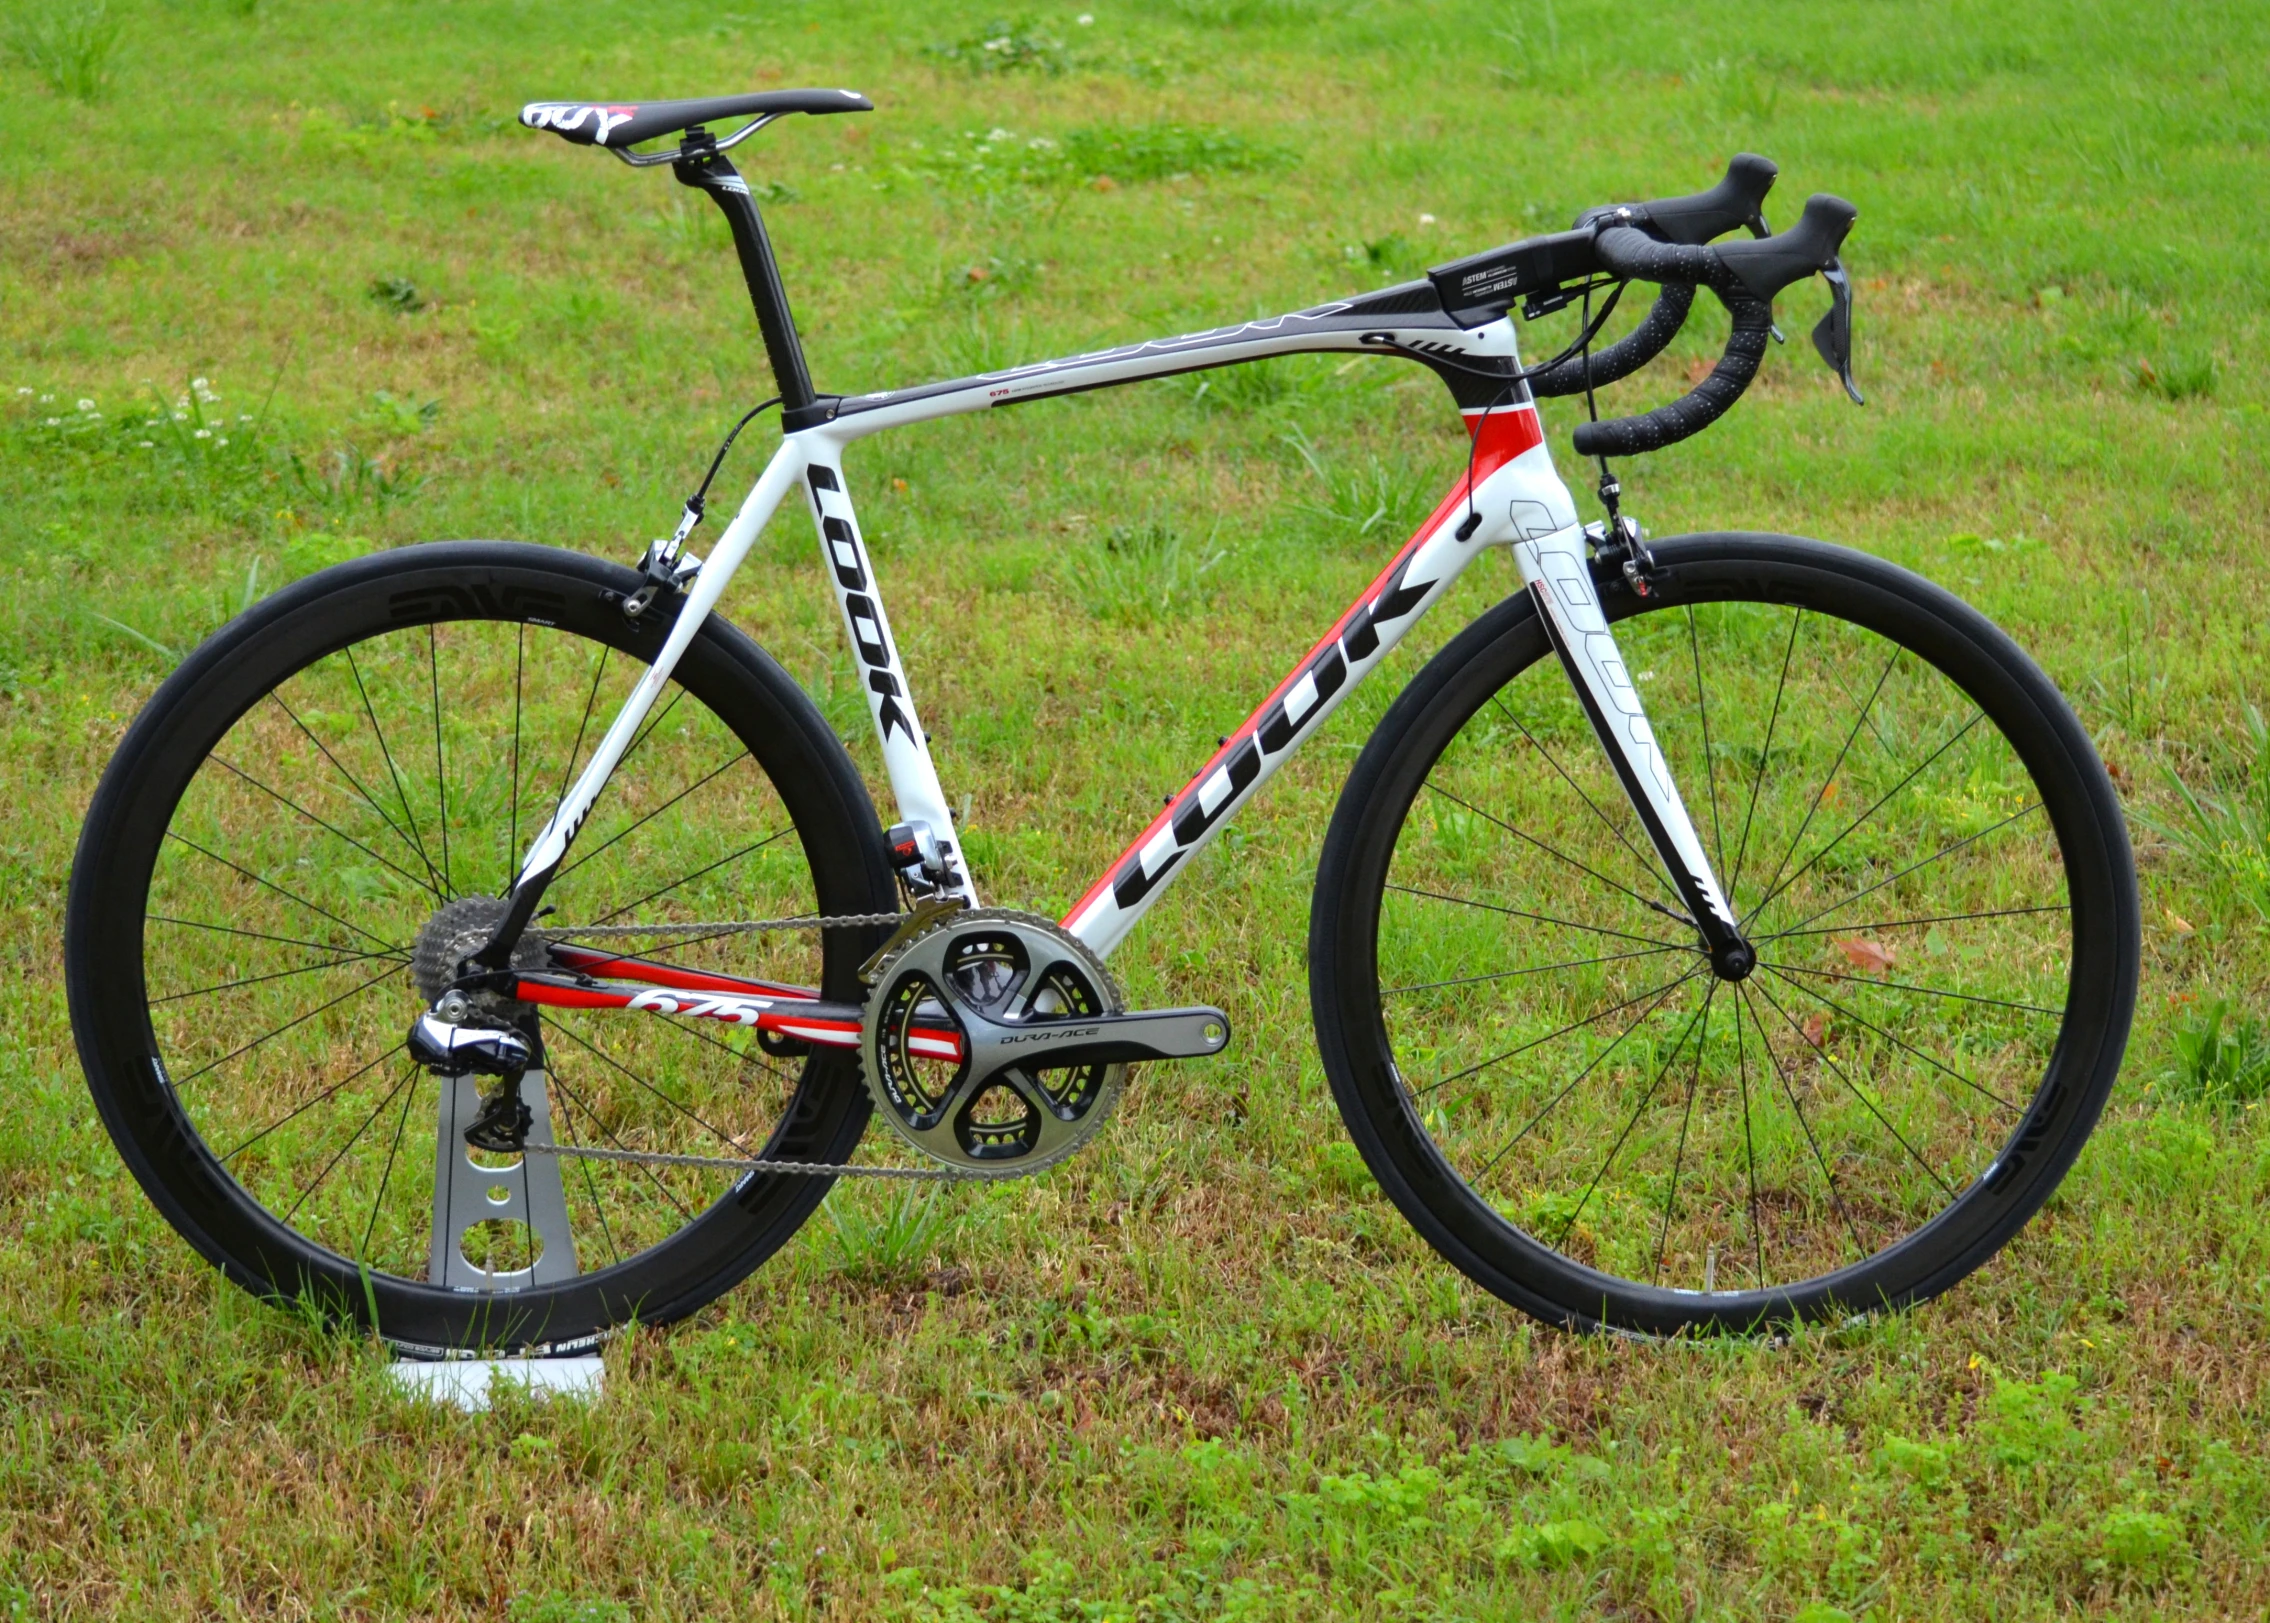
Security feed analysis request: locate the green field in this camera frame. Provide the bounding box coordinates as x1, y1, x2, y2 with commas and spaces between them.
4, 0, 2267, 1616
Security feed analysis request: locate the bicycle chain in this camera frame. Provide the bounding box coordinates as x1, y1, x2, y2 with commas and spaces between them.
521, 1142, 1008, 1180
526, 908, 1020, 1181
540, 911, 910, 940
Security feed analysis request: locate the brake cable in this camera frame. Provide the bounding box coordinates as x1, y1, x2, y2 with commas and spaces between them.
1579, 278, 1619, 520
1426, 277, 1628, 537
625, 395, 782, 617
673, 394, 783, 548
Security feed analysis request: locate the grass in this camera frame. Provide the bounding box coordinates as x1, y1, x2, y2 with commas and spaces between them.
3, 0, 2269, 1616
4, 0, 121, 102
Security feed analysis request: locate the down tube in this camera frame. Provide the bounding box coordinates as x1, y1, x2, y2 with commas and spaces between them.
1063, 406, 1578, 957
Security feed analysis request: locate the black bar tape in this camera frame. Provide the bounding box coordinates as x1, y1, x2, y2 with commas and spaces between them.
1528, 282, 1697, 399
1571, 292, 1773, 458
1591, 226, 1732, 291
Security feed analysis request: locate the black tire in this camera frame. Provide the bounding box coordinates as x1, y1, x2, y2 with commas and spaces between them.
1310, 534, 2138, 1335
66, 543, 897, 1354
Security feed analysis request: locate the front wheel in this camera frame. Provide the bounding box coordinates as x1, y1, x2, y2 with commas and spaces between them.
1310, 533, 2137, 1335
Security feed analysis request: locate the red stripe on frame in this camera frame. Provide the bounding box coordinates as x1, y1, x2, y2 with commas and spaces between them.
512, 977, 958, 1058
546, 943, 818, 1002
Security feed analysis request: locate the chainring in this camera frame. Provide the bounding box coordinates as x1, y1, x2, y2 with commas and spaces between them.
859, 908, 1127, 1175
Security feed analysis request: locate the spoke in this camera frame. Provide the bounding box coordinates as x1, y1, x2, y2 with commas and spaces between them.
635, 1005, 803, 1093
269, 691, 442, 899
345, 644, 446, 898
1764, 800, 2045, 942
1688, 604, 1728, 879
1383, 883, 1684, 950
163, 833, 400, 954
549, 643, 613, 835
360, 1063, 421, 1264
1762, 960, 2061, 1018
547, 919, 817, 966
589, 828, 793, 926
283, 1062, 418, 1225
173, 961, 407, 1088
428, 624, 451, 895
548, 1022, 755, 1157
1551, 988, 1714, 1254
1424, 781, 1683, 925
1727, 608, 1802, 904
1735, 985, 1763, 1288
1653, 986, 1716, 1285
216, 1043, 405, 1162
1750, 648, 1897, 926
153, 945, 412, 1005
1747, 710, 1987, 930
1739, 982, 1869, 1267
206, 755, 437, 898
556, 749, 752, 882
1759, 963, 2020, 1113
620, 684, 687, 773
1412, 965, 1706, 1100
1760, 903, 2066, 943
1823, 660, 1904, 761
554, 683, 697, 884
1381, 941, 1691, 997
1469, 972, 1698, 1183
506, 622, 525, 895
1750, 973, 1958, 1201
546, 1062, 693, 1225
548, 1076, 623, 1268
148, 914, 402, 957
1486, 696, 1684, 909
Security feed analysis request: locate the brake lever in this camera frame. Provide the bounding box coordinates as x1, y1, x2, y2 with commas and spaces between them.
1744, 212, 1787, 343
1813, 257, 1863, 404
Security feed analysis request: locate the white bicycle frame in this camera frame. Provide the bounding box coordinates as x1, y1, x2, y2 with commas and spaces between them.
506, 305, 1738, 978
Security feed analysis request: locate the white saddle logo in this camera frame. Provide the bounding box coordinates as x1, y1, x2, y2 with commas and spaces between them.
520, 103, 638, 144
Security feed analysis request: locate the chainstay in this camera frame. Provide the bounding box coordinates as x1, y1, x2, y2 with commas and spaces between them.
519, 1141, 1029, 1181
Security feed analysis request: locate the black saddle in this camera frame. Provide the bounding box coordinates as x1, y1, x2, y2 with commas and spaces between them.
519, 88, 871, 150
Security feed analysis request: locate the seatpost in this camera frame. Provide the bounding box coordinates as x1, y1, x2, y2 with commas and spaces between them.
673, 130, 822, 419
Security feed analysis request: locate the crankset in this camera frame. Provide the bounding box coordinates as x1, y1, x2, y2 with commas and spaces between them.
860, 909, 1230, 1175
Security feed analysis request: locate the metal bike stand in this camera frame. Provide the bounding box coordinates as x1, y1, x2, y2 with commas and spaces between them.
388, 1071, 602, 1411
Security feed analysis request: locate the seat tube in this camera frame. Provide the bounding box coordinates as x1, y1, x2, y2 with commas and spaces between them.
797, 433, 978, 905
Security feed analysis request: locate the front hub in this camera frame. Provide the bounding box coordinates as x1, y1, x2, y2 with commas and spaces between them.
1710, 937, 1756, 982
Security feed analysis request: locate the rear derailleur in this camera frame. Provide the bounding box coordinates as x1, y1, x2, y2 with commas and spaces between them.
407, 1001, 539, 1154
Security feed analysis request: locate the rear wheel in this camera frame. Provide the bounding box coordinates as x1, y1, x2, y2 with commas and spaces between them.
1310, 533, 2137, 1335
66, 543, 896, 1354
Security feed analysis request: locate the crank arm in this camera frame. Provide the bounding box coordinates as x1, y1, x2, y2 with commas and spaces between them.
976, 1005, 1232, 1070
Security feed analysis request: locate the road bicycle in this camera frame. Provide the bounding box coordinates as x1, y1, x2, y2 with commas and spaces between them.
65, 89, 2140, 1354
